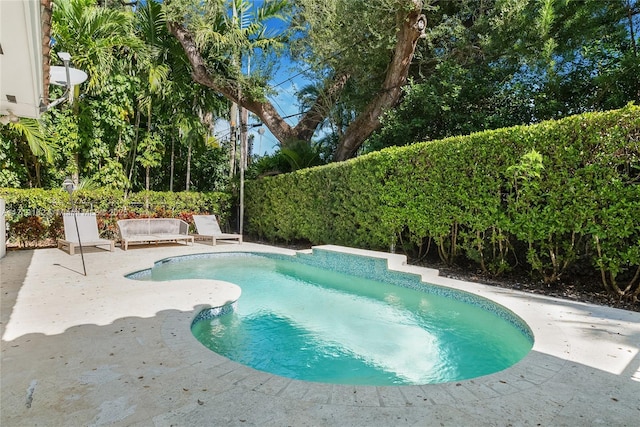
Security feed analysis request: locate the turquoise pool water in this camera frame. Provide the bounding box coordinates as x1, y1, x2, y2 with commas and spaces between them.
132, 252, 533, 385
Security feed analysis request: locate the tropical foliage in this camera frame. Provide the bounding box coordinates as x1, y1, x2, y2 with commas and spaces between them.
1, 0, 637, 184
1, 0, 229, 192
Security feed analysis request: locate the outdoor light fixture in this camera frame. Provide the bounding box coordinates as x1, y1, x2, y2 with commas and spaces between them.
63, 178, 87, 276
63, 178, 75, 195
42, 52, 88, 112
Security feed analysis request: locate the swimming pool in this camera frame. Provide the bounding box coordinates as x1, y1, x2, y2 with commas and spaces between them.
129, 249, 533, 385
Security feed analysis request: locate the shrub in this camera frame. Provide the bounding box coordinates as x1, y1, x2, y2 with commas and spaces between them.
11, 216, 47, 248
0, 189, 233, 245
246, 104, 640, 300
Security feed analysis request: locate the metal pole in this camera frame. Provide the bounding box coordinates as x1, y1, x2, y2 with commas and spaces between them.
64, 178, 86, 276
258, 127, 264, 155
71, 195, 86, 276
240, 119, 245, 237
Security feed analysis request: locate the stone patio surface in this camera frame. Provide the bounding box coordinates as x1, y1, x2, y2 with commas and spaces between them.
1, 242, 639, 426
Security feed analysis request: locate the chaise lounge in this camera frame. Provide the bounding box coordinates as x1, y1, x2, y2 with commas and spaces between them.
58, 212, 115, 255
192, 215, 242, 245
117, 218, 194, 250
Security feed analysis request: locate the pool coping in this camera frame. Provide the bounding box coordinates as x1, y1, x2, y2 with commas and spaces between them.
2, 242, 639, 426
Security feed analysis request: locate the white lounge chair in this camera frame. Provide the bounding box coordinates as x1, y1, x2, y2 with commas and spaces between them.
57, 212, 115, 255
192, 215, 242, 245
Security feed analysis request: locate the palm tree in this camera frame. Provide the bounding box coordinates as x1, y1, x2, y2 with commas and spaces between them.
52, 0, 141, 93
126, 0, 170, 188
129, 0, 227, 192
296, 82, 354, 155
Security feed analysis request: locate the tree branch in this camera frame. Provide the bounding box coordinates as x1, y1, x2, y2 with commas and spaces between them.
167, 20, 298, 144
293, 73, 350, 142
334, 1, 425, 161
168, 0, 425, 159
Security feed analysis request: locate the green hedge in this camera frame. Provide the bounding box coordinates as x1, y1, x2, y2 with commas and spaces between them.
246, 104, 640, 299
0, 188, 232, 246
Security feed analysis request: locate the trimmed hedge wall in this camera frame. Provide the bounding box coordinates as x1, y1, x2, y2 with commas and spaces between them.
1, 188, 232, 246
246, 104, 640, 298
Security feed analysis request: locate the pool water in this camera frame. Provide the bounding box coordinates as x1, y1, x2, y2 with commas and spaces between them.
135, 253, 533, 385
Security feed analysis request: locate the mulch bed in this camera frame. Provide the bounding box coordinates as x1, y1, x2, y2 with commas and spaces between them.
428, 262, 640, 313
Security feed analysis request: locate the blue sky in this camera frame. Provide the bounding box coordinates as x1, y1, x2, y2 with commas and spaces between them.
213, 77, 303, 156
213, 0, 308, 156
213, 65, 306, 157
253, 74, 307, 156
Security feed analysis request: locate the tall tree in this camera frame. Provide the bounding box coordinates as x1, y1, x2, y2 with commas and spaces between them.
165, 0, 428, 161
137, 131, 163, 192
127, 0, 171, 188
367, 0, 640, 150
131, 0, 228, 192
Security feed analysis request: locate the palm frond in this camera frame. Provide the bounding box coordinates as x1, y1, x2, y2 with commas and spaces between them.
148, 64, 170, 94
9, 119, 54, 162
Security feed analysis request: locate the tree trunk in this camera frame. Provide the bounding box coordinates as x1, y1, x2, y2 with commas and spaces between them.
34, 157, 41, 188
169, 17, 353, 148
168, 21, 295, 141
241, 106, 248, 170
127, 109, 141, 189
186, 142, 191, 191
627, 0, 638, 57
229, 103, 238, 178
73, 152, 79, 186
170, 136, 174, 192
334, 3, 425, 161
21, 154, 35, 188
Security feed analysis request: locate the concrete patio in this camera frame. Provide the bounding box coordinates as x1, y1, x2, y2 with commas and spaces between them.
1, 242, 639, 426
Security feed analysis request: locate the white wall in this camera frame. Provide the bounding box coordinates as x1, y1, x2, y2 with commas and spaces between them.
1, 198, 5, 259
